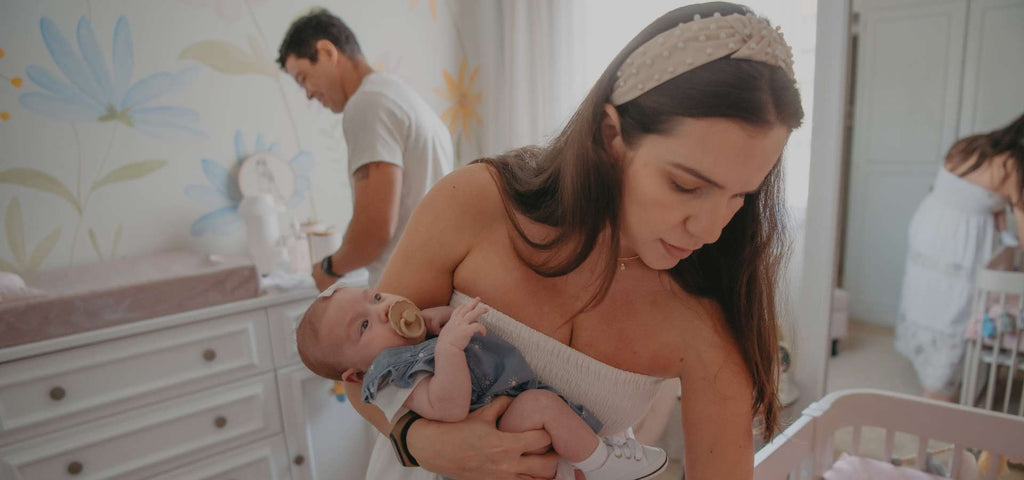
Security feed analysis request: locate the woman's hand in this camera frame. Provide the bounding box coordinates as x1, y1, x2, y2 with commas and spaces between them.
407, 395, 560, 479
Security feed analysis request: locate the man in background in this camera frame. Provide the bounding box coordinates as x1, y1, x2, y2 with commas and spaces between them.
278, 8, 454, 290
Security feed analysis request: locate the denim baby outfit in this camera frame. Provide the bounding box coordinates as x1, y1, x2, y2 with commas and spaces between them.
360, 333, 603, 434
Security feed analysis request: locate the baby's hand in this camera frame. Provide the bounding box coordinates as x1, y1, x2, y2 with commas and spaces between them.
437, 298, 487, 351
422, 306, 455, 335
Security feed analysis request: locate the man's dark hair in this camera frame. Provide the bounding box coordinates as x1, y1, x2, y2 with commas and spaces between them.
277, 8, 362, 69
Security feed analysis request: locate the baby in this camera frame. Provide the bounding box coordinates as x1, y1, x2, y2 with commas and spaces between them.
297, 284, 668, 480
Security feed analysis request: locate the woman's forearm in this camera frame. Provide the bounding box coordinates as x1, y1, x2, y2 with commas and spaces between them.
405, 396, 559, 479
1013, 206, 1024, 252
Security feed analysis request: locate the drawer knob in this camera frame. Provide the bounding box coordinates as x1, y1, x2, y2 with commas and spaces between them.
49, 386, 66, 401
67, 461, 83, 475
202, 349, 217, 362
293, 454, 305, 466
214, 415, 227, 428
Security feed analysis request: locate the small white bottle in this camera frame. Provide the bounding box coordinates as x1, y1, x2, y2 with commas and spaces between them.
238, 194, 285, 275
286, 219, 312, 275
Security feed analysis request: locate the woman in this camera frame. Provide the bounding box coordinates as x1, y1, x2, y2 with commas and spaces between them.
897, 111, 1024, 401
347, 2, 803, 478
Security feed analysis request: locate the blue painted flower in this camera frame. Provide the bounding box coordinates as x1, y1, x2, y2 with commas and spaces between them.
185, 131, 314, 236
18, 15, 204, 139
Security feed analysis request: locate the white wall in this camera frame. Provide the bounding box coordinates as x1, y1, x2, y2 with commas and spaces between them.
0, 0, 477, 273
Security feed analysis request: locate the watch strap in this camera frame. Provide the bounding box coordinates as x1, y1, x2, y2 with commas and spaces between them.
388, 410, 422, 467
320, 255, 341, 278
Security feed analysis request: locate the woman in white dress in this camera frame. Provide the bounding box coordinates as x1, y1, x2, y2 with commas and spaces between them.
897, 111, 1024, 401
344, 2, 804, 479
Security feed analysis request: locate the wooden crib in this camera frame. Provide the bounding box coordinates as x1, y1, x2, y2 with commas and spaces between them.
960, 246, 1024, 415
754, 389, 1024, 479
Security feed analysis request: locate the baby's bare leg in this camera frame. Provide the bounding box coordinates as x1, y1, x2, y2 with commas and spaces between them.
498, 389, 600, 462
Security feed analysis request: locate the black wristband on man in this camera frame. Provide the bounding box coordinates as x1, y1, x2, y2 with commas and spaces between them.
320, 255, 341, 278
389, 410, 422, 467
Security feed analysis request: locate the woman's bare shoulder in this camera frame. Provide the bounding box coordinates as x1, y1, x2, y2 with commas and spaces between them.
661, 291, 749, 383
378, 164, 507, 305
423, 163, 506, 224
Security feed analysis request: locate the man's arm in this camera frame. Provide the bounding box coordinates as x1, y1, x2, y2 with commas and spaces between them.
313, 161, 402, 290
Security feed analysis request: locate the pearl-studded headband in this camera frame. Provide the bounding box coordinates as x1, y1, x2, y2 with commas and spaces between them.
610, 12, 795, 106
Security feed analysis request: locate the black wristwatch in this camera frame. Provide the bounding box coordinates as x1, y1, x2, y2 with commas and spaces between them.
319, 255, 341, 278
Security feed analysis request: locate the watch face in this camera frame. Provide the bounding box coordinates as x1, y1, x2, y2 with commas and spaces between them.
238, 152, 296, 205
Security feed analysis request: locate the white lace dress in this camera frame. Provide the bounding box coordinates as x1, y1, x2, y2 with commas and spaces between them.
896, 168, 1004, 396
364, 290, 668, 480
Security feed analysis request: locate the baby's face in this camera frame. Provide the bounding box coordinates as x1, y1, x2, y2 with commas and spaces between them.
318, 287, 418, 374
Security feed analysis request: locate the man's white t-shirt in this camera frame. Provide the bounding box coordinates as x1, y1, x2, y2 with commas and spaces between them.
342, 72, 454, 286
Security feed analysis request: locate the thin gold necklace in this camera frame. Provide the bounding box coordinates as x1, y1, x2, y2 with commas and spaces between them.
617, 255, 640, 272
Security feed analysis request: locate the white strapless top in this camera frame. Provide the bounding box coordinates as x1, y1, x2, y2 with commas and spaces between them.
450, 290, 667, 436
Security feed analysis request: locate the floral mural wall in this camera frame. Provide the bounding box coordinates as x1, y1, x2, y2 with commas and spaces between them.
0, 0, 481, 274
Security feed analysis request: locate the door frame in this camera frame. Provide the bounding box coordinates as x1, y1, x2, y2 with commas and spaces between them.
791, 0, 851, 412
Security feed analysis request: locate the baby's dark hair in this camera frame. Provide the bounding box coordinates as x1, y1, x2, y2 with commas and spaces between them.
296, 296, 346, 381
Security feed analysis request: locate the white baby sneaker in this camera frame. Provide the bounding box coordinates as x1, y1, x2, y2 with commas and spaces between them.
583, 438, 668, 480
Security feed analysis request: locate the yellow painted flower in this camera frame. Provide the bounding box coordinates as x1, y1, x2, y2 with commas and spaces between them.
11, 77, 22, 88
1, 111, 10, 121
0, 48, 5, 59
434, 58, 482, 138
409, 0, 438, 21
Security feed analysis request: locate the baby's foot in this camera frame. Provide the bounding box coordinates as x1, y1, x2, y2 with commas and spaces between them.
582, 438, 668, 480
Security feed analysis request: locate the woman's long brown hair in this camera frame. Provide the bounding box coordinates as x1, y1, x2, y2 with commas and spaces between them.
947, 112, 1024, 200
476, 2, 804, 441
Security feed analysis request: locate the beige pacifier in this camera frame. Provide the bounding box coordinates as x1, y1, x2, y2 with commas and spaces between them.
388, 299, 426, 341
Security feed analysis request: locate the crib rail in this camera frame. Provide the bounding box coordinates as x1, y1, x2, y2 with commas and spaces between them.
755, 414, 815, 479
754, 389, 1024, 480
961, 246, 1024, 415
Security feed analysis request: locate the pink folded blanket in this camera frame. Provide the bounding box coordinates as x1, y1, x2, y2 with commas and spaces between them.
825, 453, 947, 480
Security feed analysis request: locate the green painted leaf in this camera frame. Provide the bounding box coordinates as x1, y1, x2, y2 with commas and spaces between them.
28, 226, 61, 272
0, 168, 81, 213
0, 257, 17, 273
5, 198, 25, 267
88, 228, 104, 262
91, 160, 167, 191
179, 40, 277, 77
111, 223, 123, 258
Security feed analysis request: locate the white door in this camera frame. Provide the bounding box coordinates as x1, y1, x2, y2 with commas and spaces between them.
277, 365, 376, 480
841, 0, 968, 325
958, 0, 1024, 135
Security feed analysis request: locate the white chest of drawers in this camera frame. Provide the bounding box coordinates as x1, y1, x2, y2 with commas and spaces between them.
0, 286, 375, 480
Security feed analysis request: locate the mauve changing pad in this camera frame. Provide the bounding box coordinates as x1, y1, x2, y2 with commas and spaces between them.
0, 251, 259, 348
